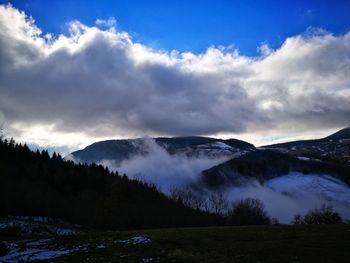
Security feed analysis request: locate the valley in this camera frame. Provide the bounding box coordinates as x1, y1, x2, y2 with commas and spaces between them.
66, 128, 350, 222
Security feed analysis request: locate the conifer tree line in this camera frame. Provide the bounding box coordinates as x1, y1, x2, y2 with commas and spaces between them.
0, 138, 222, 229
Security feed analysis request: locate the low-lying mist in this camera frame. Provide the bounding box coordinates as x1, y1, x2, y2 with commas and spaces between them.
101, 138, 230, 191
101, 138, 350, 224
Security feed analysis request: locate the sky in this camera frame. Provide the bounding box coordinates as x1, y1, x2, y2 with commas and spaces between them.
0, 1, 349, 155
3, 0, 350, 56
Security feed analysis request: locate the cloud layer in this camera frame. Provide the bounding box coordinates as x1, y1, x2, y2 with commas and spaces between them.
0, 4, 349, 149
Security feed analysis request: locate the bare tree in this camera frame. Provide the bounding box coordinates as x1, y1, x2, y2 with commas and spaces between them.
0, 122, 4, 140
169, 186, 207, 211
208, 191, 228, 214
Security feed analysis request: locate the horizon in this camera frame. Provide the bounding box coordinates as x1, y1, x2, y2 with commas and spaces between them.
0, 1, 350, 156
2, 126, 349, 157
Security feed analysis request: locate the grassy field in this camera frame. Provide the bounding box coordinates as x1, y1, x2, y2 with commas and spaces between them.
22, 224, 349, 262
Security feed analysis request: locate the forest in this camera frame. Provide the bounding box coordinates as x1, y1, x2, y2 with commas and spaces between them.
0, 138, 224, 229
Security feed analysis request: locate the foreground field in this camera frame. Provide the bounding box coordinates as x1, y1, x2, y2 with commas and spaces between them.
2, 224, 350, 262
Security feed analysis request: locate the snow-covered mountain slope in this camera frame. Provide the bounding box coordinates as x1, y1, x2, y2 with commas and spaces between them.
267, 172, 350, 206
163, 141, 250, 159
225, 171, 350, 223
265, 172, 350, 222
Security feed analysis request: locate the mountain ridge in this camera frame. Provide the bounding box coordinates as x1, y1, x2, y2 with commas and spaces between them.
262, 127, 350, 148
69, 136, 256, 165
260, 127, 350, 165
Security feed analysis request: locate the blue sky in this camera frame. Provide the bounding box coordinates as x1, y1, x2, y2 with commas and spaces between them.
2, 0, 350, 55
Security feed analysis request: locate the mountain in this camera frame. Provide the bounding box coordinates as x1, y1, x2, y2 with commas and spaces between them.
68, 136, 255, 165
68, 128, 350, 190
261, 127, 350, 165
201, 149, 350, 189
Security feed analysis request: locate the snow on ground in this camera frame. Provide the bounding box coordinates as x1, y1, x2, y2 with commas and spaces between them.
0, 239, 74, 263
0, 235, 153, 262
10, 216, 52, 223
26, 239, 52, 246
0, 217, 79, 237
0, 223, 8, 229
212, 141, 233, 150
142, 257, 160, 262
97, 244, 106, 249
297, 156, 322, 162
28, 250, 71, 261
183, 141, 248, 159
0, 235, 94, 263
55, 228, 79, 235
117, 236, 151, 245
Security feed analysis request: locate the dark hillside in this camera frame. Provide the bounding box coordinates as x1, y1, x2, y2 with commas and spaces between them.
0, 139, 221, 230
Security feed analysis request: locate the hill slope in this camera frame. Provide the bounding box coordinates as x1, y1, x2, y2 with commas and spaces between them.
0, 139, 220, 230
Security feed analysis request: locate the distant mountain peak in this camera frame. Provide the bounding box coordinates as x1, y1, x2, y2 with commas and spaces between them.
326, 127, 350, 140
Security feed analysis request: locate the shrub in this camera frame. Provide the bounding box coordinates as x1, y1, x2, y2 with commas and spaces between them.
292, 204, 342, 225
228, 198, 271, 225
292, 214, 304, 225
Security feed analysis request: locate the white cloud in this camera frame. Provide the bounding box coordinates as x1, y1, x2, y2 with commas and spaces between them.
0, 4, 349, 150
95, 17, 117, 28
257, 43, 273, 57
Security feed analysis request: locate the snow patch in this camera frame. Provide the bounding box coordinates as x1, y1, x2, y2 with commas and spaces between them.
0, 217, 79, 237
0, 223, 8, 229
25, 249, 71, 261
97, 244, 106, 249
212, 141, 233, 150
26, 239, 52, 246
117, 236, 151, 245
0, 238, 87, 262
142, 257, 159, 263
297, 156, 321, 162
0, 242, 72, 262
